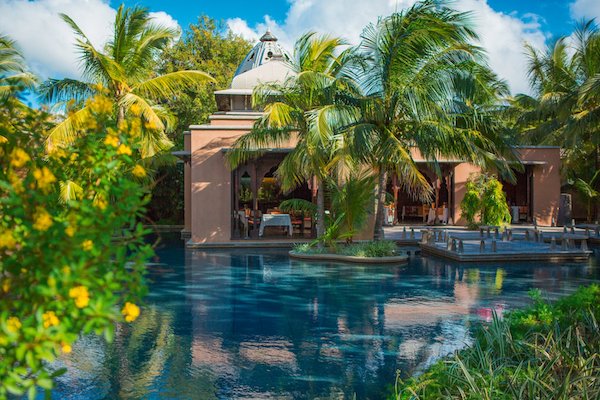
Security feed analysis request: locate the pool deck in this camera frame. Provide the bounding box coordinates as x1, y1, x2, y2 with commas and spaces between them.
386, 224, 600, 244
421, 240, 591, 262
417, 227, 592, 262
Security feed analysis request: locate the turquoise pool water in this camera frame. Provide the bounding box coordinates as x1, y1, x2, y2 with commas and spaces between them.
49, 237, 600, 399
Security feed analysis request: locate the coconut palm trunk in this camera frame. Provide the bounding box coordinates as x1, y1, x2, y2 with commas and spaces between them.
316, 179, 325, 241
373, 167, 387, 240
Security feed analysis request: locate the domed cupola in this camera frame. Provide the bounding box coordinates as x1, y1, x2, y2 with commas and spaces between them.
233, 29, 291, 77
214, 30, 295, 112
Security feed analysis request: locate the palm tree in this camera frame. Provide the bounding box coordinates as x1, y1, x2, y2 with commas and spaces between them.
514, 20, 600, 174
336, 0, 514, 239
512, 20, 600, 218
40, 5, 214, 157
573, 170, 600, 223
0, 34, 36, 104
227, 32, 359, 240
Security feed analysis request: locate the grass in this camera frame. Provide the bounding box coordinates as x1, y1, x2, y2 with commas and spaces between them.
293, 240, 400, 258
392, 284, 600, 399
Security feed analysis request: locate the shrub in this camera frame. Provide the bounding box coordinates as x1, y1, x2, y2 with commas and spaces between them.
340, 240, 399, 257
393, 285, 600, 399
460, 174, 511, 228
460, 180, 481, 229
0, 96, 152, 398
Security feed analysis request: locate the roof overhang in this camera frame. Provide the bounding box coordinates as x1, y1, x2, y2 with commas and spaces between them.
172, 150, 191, 163
214, 89, 253, 96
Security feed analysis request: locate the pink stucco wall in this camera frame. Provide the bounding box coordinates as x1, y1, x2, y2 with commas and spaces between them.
517, 147, 561, 226
184, 114, 562, 243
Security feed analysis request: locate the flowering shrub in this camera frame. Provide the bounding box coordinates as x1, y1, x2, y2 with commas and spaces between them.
0, 96, 153, 398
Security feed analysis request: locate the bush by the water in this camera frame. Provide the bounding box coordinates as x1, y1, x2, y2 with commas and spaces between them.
393, 285, 600, 399
294, 240, 399, 257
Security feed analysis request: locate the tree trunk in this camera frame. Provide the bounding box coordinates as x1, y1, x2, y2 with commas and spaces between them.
117, 105, 125, 126
373, 168, 387, 241
316, 177, 325, 247
589, 146, 600, 223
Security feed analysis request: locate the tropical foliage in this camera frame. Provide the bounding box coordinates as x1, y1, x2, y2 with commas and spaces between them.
158, 15, 252, 146
39, 5, 214, 158
460, 173, 511, 228
0, 94, 152, 398
333, 0, 515, 239
227, 31, 359, 240
0, 35, 36, 104
394, 285, 600, 399
512, 19, 600, 217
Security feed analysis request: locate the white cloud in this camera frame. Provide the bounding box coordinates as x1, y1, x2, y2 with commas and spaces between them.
149, 11, 180, 33
0, 0, 180, 80
226, 0, 550, 95
570, 0, 600, 20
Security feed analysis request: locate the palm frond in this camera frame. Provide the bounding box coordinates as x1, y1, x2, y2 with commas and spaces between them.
45, 105, 94, 151
133, 71, 215, 99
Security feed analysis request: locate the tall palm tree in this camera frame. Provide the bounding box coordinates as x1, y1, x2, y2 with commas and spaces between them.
227, 32, 359, 239
514, 20, 600, 175
40, 5, 214, 157
0, 34, 36, 104
511, 20, 600, 218
335, 0, 514, 239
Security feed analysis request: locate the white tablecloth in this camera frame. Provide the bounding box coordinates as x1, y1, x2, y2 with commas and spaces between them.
259, 214, 293, 236
427, 207, 448, 224
439, 207, 448, 224
511, 206, 519, 222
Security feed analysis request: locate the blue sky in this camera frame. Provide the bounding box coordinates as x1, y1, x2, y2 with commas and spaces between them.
115, 0, 577, 40
1, 0, 598, 96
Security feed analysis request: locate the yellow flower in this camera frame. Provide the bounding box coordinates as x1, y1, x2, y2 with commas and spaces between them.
132, 165, 146, 178
61, 343, 72, 353
42, 311, 59, 328
0, 135, 8, 144
94, 196, 107, 210
0, 230, 16, 249
1, 278, 10, 293
117, 144, 132, 156
144, 120, 161, 130
88, 95, 113, 115
129, 104, 142, 116
104, 135, 119, 148
33, 208, 53, 231
121, 302, 140, 322
7, 316, 21, 333
10, 148, 30, 168
82, 239, 93, 251
65, 225, 76, 237
33, 167, 57, 192
8, 172, 23, 193
69, 285, 90, 308
62, 265, 71, 276
69, 153, 79, 162
49, 147, 67, 159
129, 119, 141, 137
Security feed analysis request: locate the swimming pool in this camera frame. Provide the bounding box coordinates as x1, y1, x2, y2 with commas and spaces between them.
49, 237, 600, 399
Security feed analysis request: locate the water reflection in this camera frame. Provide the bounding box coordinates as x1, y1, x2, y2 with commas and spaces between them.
50, 243, 600, 400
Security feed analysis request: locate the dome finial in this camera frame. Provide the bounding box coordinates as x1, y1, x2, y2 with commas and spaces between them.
260, 29, 277, 42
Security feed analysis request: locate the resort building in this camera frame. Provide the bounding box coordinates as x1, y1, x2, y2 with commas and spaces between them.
181, 32, 561, 246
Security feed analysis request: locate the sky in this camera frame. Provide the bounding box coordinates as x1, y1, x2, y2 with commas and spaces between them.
1, 0, 599, 98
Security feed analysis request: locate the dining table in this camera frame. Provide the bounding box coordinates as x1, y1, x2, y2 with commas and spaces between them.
259, 213, 293, 237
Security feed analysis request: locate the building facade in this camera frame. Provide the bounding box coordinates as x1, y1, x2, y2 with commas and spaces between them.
181, 32, 561, 246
